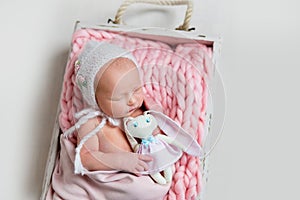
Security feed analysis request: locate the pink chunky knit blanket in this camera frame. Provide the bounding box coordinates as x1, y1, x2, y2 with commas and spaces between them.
50, 28, 212, 200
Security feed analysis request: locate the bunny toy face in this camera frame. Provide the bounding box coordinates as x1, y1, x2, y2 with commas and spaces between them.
125, 112, 158, 139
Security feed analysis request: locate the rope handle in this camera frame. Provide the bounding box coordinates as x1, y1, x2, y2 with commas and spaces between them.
110, 0, 194, 31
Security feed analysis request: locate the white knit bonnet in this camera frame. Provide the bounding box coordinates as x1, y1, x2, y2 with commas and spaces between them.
75, 40, 139, 108
65, 41, 139, 174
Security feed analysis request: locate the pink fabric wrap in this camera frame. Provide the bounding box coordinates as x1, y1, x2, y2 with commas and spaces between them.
48, 28, 212, 200
47, 135, 170, 200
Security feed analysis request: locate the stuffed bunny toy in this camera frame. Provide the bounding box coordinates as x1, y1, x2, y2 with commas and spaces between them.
124, 110, 203, 184
124, 111, 175, 184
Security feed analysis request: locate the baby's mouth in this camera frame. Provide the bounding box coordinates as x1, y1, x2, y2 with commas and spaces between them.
128, 107, 137, 113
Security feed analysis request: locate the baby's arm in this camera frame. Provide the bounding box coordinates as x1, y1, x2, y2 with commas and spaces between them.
77, 118, 152, 173
82, 151, 152, 173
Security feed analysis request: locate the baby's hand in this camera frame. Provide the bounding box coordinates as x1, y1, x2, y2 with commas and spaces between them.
113, 152, 153, 173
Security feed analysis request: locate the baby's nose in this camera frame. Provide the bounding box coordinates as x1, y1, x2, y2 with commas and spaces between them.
128, 94, 137, 105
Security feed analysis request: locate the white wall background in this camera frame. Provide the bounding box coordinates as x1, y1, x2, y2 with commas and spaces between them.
0, 0, 299, 199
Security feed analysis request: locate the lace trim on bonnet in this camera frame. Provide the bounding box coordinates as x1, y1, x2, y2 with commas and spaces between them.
63, 40, 139, 175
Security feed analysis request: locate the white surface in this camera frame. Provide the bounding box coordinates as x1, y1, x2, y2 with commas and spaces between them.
0, 0, 300, 200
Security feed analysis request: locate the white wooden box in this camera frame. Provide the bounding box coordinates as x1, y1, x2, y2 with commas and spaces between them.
40, 21, 221, 200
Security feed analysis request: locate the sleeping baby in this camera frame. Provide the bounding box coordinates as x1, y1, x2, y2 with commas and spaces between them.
61, 40, 203, 199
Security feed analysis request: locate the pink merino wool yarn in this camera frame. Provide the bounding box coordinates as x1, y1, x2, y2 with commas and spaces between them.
58, 28, 212, 200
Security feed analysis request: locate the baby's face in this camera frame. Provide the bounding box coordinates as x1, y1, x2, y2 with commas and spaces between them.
95, 58, 144, 118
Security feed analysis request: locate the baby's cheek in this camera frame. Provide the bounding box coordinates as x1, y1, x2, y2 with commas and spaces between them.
99, 102, 113, 116
111, 101, 127, 115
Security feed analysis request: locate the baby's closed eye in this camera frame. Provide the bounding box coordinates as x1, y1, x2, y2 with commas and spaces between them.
110, 96, 123, 101
133, 86, 143, 93
110, 93, 127, 101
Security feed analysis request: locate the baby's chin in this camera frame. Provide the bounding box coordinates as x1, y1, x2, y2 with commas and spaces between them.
111, 108, 141, 119
110, 102, 144, 118
109, 110, 135, 119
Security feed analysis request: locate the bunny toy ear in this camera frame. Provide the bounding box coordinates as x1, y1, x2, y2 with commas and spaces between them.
148, 110, 204, 158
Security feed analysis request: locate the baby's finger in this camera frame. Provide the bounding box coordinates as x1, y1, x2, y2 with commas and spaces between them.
138, 160, 149, 171
138, 154, 153, 162
134, 172, 142, 177
135, 164, 146, 172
